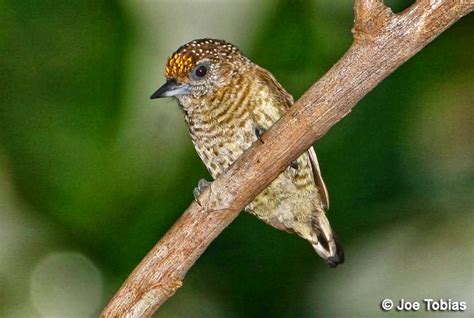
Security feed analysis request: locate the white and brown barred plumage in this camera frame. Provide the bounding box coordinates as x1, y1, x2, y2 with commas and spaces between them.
151, 39, 344, 267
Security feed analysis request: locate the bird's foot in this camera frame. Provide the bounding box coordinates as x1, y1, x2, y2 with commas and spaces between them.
290, 160, 298, 170
193, 178, 211, 207
254, 127, 266, 143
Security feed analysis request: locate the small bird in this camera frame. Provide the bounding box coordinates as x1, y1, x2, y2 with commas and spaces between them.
151, 39, 344, 267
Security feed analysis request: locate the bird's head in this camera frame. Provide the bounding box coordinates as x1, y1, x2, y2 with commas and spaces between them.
151, 39, 249, 102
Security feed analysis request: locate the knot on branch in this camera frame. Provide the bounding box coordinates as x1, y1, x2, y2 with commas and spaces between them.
152, 279, 183, 298
196, 180, 234, 213
352, 0, 395, 42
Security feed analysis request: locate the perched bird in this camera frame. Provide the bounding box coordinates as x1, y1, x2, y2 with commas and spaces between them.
151, 39, 344, 267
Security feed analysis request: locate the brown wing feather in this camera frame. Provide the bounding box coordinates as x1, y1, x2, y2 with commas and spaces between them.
255, 66, 294, 108
255, 66, 330, 209
307, 146, 330, 209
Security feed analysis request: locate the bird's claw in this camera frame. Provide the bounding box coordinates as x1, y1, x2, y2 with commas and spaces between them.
255, 127, 266, 143
290, 160, 298, 170
194, 178, 211, 207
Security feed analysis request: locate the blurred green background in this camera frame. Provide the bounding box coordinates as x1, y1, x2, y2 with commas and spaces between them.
0, 0, 473, 317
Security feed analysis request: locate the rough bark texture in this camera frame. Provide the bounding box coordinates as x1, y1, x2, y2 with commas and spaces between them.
102, 1, 473, 317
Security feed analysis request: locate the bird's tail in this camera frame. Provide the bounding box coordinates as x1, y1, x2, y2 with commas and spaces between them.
310, 214, 344, 268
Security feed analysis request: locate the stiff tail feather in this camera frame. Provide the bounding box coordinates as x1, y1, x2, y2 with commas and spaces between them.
311, 214, 344, 268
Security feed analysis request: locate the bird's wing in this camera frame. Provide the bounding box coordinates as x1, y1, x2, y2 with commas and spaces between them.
255, 66, 294, 108
255, 66, 330, 209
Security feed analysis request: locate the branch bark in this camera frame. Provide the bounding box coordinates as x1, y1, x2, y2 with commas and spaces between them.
102, 1, 473, 317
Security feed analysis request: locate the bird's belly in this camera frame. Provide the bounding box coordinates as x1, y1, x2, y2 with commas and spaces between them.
246, 166, 318, 236
189, 116, 322, 237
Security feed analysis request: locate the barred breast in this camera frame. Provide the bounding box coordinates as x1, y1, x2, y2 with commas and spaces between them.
180, 68, 323, 239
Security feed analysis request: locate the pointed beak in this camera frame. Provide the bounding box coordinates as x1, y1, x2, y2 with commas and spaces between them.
150, 79, 190, 99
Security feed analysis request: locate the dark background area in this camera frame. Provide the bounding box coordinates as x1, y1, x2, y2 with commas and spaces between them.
0, 0, 472, 317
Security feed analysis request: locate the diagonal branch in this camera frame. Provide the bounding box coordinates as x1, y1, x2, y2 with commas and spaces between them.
102, 1, 473, 317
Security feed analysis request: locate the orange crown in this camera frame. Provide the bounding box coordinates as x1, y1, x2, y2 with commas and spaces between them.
165, 52, 196, 79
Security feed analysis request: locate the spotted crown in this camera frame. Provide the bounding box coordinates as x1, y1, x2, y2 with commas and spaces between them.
165, 39, 243, 79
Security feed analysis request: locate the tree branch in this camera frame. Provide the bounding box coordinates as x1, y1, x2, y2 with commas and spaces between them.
102, 1, 473, 317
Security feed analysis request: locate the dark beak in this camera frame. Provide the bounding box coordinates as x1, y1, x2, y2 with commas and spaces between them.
150, 79, 190, 99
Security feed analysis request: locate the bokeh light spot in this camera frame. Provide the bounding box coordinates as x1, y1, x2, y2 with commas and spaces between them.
30, 252, 103, 318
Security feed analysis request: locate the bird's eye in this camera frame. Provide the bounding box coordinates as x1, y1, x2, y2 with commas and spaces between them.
193, 65, 208, 78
